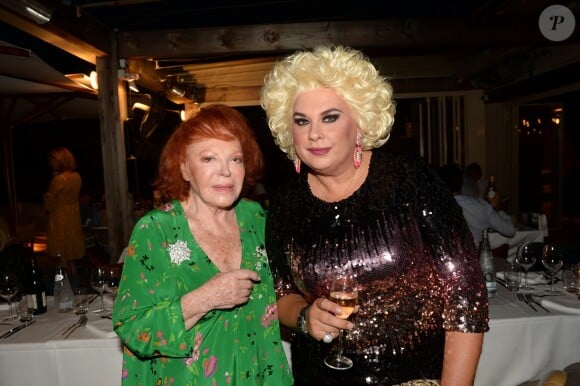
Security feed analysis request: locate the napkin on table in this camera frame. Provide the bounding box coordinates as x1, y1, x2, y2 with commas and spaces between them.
496, 271, 548, 285
540, 295, 580, 314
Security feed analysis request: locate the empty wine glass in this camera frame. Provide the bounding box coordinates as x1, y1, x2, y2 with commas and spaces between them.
515, 243, 538, 292
105, 264, 122, 305
90, 267, 106, 314
542, 243, 564, 294
324, 274, 358, 370
0, 272, 20, 321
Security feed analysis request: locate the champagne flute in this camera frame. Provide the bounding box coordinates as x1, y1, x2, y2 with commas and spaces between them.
90, 267, 106, 314
0, 272, 20, 321
324, 274, 358, 370
515, 243, 537, 292
542, 243, 563, 294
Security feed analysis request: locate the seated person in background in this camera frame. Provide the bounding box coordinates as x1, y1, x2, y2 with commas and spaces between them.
461, 162, 488, 199
439, 164, 515, 246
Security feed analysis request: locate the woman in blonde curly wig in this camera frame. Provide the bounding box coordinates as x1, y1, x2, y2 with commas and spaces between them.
261, 45, 487, 386
261, 45, 395, 161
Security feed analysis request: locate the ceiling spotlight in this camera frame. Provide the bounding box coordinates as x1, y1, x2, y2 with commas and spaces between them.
89, 71, 98, 90
19, 0, 53, 24
171, 86, 186, 97
128, 79, 139, 93
132, 102, 151, 112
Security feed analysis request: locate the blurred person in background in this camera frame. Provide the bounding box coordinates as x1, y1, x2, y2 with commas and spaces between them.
461, 162, 489, 199
44, 147, 85, 281
439, 163, 515, 247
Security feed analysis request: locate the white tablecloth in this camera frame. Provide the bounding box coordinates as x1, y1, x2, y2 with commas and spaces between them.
475, 283, 580, 386
2, 284, 578, 386
0, 296, 121, 386
488, 226, 545, 262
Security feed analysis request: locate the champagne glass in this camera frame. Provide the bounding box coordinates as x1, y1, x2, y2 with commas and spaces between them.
324, 274, 358, 370
90, 267, 106, 314
515, 243, 537, 292
542, 243, 564, 294
0, 272, 20, 321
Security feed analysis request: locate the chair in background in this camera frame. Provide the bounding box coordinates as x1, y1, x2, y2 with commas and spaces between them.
521, 212, 549, 237
518, 369, 567, 386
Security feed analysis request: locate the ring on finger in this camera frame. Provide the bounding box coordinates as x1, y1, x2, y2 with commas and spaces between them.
323, 332, 333, 343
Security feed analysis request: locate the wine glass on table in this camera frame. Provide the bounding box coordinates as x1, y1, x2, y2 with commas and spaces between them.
515, 243, 537, 292
0, 272, 19, 321
542, 243, 564, 295
90, 267, 107, 314
105, 264, 122, 306
324, 274, 358, 370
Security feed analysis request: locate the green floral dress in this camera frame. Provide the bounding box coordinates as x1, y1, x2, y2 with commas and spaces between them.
113, 199, 293, 386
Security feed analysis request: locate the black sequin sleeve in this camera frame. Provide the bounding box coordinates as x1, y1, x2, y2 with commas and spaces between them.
266, 177, 304, 298
411, 157, 489, 332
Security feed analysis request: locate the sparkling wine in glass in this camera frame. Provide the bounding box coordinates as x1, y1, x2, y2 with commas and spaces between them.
542, 243, 564, 294
515, 243, 537, 291
90, 267, 107, 314
0, 272, 19, 321
324, 275, 358, 370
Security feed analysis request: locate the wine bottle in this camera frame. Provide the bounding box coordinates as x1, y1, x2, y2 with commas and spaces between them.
486, 175, 497, 201
479, 229, 496, 298
22, 241, 47, 315
53, 252, 74, 313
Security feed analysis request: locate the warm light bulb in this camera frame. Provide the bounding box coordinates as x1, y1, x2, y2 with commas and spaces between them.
89, 71, 98, 90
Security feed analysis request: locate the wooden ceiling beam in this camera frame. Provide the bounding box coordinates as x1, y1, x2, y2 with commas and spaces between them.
117, 17, 577, 60
0, 3, 111, 64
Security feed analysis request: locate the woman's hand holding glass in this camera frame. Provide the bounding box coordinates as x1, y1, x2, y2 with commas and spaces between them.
324, 274, 358, 370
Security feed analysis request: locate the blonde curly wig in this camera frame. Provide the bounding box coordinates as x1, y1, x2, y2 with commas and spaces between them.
260, 45, 396, 160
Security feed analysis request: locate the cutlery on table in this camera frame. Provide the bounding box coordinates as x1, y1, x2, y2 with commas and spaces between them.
525, 294, 550, 312
0, 319, 36, 338
62, 315, 88, 338
517, 292, 537, 312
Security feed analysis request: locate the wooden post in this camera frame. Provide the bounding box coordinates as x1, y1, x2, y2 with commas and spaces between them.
95, 55, 131, 262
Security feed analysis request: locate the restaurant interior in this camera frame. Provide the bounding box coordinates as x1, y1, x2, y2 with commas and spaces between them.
1, 1, 580, 385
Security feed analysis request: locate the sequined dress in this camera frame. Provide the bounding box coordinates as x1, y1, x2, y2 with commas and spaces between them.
266, 151, 489, 385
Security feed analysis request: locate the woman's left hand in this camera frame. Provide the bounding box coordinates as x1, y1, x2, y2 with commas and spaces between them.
307, 297, 354, 342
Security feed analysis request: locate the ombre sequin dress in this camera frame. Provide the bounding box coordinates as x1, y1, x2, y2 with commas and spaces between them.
266, 151, 489, 385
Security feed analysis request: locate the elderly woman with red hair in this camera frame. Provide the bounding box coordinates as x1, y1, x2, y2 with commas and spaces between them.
112, 104, 293, 386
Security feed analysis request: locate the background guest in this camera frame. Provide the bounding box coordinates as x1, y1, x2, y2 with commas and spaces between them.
439, 163, 515, 247
461, 162, 489, 199
43, 147, 85, 282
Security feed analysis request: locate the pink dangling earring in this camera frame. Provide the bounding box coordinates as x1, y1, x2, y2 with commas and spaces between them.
294, 157, 301, 174
353, 132, 363, 168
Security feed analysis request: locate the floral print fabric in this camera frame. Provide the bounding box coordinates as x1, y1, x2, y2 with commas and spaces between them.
113, 199, 293, 386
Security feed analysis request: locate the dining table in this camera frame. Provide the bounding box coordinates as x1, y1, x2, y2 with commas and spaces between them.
0, 295, 121, 386
488, 224, 546, 263
474, 278, 580, 386
1, 279, 579, 386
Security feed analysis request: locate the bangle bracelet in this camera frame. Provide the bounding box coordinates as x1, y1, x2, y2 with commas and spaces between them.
296, 305, 310, 335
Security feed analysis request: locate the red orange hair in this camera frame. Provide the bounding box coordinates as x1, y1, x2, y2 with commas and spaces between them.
154, 104, 264, 201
